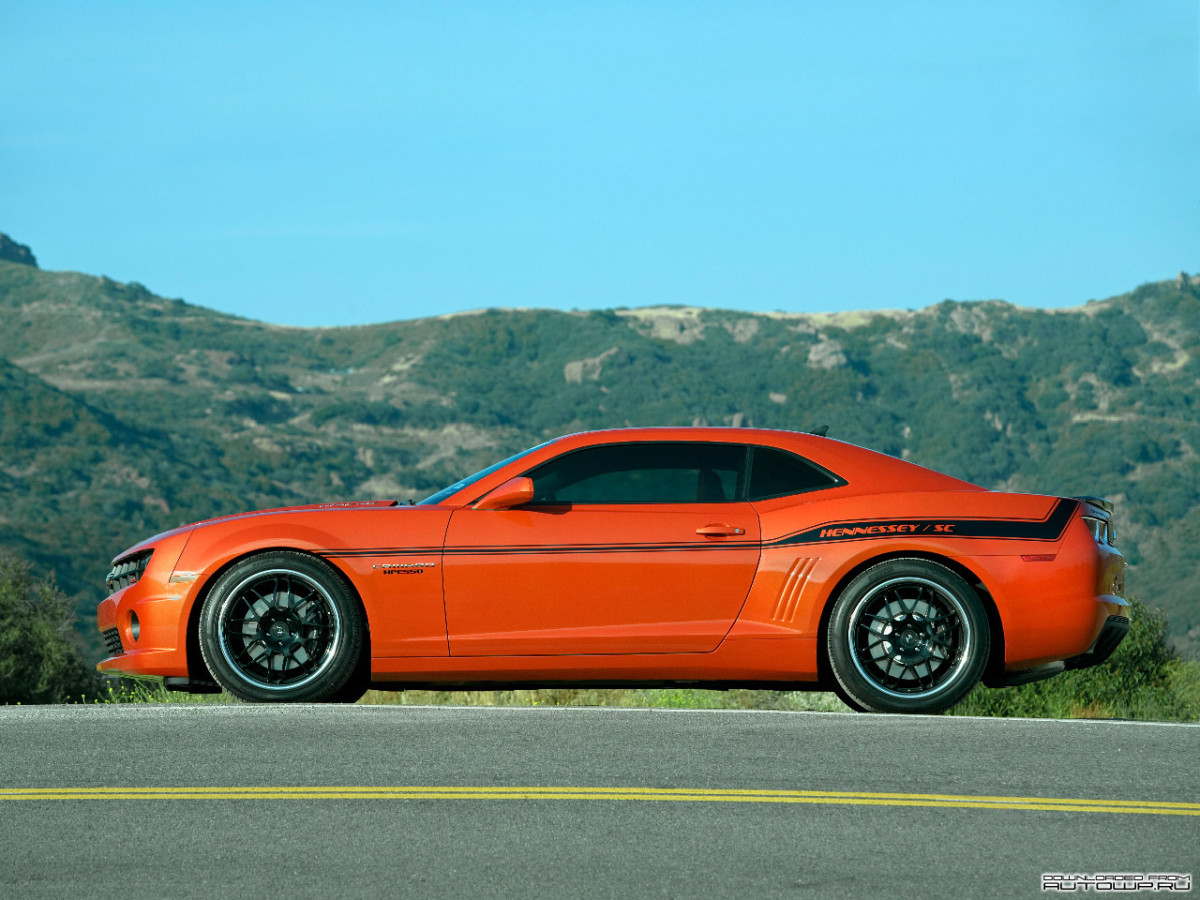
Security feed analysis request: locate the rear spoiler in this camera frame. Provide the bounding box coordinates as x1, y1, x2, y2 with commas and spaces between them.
1073, 496, 1114, 515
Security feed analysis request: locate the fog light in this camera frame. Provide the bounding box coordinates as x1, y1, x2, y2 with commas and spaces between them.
129, 610, 140, 642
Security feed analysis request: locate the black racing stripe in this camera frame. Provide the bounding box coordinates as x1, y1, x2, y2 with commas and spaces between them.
317, 547, 442, 558
320, 541, 759, 558
768, 498, 1078, 547
441, 542, 759, 556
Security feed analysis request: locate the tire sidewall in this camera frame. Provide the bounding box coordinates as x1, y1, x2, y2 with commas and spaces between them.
198, 551, 365, 703
827, 559, 989, 714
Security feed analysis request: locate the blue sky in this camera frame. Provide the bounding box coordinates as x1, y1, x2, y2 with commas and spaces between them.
2, 1, 1198, 327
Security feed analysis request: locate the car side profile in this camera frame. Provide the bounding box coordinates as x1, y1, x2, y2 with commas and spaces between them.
97, 427, 1129, 713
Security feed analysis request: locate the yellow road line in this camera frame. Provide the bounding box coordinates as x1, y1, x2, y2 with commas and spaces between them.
0, 786, 1196, 816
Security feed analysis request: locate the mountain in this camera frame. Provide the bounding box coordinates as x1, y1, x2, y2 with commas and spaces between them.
2, 240, 1198, 660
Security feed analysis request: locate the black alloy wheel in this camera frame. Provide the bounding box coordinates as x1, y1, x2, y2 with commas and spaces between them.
198, 551, 367, 703
826, 559, 989, 714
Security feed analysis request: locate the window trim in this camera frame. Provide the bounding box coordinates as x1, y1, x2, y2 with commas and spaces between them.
521, 440, 750, 506
745, 445, 847, 502
507, 440, 848, 507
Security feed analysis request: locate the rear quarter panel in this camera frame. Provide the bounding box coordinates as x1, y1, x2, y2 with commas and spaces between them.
733, 490, 1120, 671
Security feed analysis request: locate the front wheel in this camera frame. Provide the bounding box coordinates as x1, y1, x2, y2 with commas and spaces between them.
826, 559, 989, 714
198, 551, 366, 703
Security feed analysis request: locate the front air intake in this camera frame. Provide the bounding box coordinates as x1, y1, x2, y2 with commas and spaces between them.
102, 627, 124, 656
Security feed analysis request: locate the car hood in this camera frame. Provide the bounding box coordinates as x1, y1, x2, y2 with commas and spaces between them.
112, 500, 406, 562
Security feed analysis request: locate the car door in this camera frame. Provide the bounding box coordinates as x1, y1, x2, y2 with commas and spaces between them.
443, 441, 761, 655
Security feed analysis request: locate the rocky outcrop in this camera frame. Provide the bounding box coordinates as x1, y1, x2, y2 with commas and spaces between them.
0, 234, 38, 267
564, 346, 620, 383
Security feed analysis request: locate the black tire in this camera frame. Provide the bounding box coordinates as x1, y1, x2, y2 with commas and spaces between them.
826, 559, 989, 714
324, 652, 370, 704
829, 682, 869, 713
198, 551, 366, 703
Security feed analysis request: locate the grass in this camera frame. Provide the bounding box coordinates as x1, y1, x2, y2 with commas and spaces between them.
95, 680, 236, 704
94, 665, 1200, 722
94, 680, 852, 712
88, 672, 1200, 721
357, 687, 852, 712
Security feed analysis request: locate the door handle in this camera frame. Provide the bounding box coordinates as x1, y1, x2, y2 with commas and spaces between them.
696, 524, 745, 537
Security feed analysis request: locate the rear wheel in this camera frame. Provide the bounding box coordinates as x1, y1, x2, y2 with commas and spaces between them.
198, 551, 366, 703
826, 559, 989, 714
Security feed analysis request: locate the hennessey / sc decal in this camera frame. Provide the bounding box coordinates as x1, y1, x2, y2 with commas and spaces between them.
817, 523, 957, 538
772, 498, 1077, 547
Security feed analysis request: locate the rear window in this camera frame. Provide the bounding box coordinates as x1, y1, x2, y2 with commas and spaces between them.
748, 447, 841, 500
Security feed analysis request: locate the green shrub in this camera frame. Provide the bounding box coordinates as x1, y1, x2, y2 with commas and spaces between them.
0, 555, 100, 704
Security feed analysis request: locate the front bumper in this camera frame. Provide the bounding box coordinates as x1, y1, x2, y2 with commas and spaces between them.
96, 531, 195, 679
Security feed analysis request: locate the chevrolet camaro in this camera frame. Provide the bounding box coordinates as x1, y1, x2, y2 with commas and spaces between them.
97, 427, 1129, 713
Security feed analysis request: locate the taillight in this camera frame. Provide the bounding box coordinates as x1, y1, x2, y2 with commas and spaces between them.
1082, 516, 1115, 547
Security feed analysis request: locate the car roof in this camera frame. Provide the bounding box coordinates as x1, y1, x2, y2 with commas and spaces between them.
439, 426, 980, 506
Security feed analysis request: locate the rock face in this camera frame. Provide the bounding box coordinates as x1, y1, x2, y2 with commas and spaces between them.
0, 234, 38, 267
563, 346, 620, 383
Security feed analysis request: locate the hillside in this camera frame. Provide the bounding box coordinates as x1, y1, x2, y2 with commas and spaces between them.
1, 246, 1198, 661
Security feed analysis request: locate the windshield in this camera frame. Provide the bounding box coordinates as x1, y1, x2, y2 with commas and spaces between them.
417, 441, 552, 506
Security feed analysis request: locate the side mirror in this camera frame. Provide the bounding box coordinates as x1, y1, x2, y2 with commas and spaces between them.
472, 476, 534, 511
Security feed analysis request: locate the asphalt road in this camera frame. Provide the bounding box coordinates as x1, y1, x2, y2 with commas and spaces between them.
0, 704, 1196, 899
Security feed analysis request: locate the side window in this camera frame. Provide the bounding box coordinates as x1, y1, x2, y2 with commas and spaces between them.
527, 442, 747, 504
748, 447, 841, 501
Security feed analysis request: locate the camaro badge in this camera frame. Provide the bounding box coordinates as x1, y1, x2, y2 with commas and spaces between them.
373, 562, 436, 575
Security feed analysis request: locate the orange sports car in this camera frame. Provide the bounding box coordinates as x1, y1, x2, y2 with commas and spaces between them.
97, 427, 1128, 713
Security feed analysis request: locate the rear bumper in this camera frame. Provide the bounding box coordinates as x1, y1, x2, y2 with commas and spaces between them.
988, 614, 1131, 688
1063, 614, 1131, 671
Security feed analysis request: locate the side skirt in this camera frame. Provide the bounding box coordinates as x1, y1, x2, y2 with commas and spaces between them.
367, 679, 822, 692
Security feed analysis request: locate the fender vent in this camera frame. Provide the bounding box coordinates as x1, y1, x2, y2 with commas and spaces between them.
769, 558, 818, 623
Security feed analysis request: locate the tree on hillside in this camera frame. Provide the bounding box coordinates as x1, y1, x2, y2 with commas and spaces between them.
0, 555, 99, 704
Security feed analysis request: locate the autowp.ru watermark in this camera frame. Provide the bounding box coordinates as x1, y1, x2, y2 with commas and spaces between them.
1042, 874, 1191, 892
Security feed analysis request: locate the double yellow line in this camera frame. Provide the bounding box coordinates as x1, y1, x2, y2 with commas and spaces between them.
1, 786, 1197, 816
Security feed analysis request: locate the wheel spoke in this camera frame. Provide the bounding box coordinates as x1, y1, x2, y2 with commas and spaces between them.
916, 662, 934, 690
234, 640, 267, 664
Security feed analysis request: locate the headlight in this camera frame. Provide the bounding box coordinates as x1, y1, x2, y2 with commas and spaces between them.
106, 550, 153, 594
